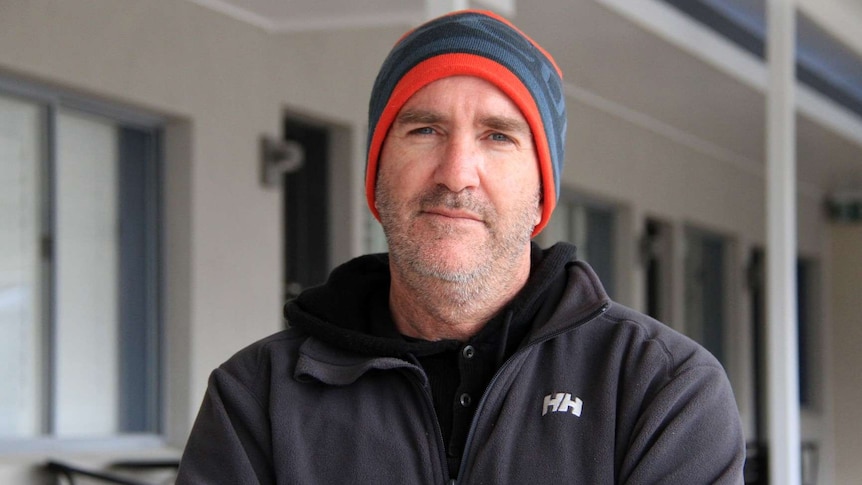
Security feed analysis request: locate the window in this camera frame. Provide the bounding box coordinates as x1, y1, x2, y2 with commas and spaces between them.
642, 218, 673, 322
684, 226, 727, 365
544, 194, 617, 298
0, 81, 162, 441
796, 257, 818, 409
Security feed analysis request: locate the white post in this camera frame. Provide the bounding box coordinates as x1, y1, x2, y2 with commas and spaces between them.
766, 1, 801, 484
425, 0, 469, 20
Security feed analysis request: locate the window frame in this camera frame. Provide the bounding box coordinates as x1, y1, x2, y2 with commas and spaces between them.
0, 75, 165, 452
540, 190, 619, 299
682, 224, 730, 366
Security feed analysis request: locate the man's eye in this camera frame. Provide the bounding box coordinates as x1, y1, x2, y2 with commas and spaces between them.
489, 133, 512, 143
410, 126, 435, 135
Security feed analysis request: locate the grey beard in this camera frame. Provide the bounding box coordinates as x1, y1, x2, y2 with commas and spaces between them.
377, 183, 539, 314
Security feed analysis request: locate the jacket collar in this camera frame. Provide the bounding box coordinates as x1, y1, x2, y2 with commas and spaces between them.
294, 336, 420, 386
284, 242, 609, 359
292, 245, 610, 386
523, 260, 610, 346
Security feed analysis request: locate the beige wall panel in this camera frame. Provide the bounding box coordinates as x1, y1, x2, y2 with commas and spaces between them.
830, 224, 862, 485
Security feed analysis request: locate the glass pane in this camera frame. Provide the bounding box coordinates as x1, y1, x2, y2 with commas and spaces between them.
54, 109, 119, 436
797, 258, 815, 408
0, 94, 44, 437
586, 207, 615, 298
117, 126, 160, 433
684, 228, 726, 364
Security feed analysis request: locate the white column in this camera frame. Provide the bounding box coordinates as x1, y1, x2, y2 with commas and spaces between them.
425, 0, 469, 20
766, 1, 801, 484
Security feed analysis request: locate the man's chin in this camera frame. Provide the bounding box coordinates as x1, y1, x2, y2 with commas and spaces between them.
412, 263, 484, 284
421, 236, 485, 259
408, 247, 488, 282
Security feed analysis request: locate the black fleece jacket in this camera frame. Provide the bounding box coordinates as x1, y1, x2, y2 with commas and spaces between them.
177, 242, 746, 484
288, 243, 574, 476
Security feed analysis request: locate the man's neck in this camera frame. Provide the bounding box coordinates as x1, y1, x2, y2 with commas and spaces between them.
388, 252, 532, 342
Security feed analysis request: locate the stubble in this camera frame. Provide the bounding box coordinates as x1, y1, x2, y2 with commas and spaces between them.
376, 179, 539, 313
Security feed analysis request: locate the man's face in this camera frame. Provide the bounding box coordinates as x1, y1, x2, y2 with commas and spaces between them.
375, 75, 542, 284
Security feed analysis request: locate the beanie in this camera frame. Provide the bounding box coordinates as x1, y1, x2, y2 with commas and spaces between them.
365, 9, 567, 236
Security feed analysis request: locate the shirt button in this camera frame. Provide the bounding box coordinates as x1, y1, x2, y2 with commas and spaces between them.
462, 345, 475, 359
459, 393, 472, 407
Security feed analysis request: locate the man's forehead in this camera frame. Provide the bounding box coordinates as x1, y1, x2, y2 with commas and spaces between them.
395, 76, 531, 133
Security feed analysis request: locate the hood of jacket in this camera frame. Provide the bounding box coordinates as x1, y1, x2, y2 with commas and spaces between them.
283, 242, 609, 357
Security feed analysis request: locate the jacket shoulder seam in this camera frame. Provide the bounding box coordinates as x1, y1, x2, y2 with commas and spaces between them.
219, 330, 307, 412
607, 314, 724, 380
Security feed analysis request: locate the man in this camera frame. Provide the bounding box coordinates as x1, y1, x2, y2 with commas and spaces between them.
177, 10, 745, 484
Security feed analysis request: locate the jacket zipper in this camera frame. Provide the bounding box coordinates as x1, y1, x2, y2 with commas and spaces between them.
453, 302, 610, 483
399, 366, 451, 485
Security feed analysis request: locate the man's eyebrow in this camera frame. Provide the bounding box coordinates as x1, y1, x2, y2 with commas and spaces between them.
394, 110, 532, 136
395, 109, 444, 125
480, 115, 532, 136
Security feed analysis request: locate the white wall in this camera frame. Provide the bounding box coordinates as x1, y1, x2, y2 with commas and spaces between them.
830, 224, 862, 485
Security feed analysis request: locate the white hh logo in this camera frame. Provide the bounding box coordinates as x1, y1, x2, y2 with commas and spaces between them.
542, 392, 583, 417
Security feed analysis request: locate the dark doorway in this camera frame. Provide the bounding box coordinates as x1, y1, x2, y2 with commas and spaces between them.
643, 218, 670, 322
283, 119, 329, 300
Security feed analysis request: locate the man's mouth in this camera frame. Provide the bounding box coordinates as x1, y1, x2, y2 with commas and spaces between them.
422, 207, 483, 223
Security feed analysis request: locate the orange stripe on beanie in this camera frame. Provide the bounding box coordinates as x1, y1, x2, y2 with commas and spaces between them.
365, 10, 566, 236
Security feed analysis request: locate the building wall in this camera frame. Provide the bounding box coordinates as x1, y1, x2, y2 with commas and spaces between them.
830, 224, 862, 485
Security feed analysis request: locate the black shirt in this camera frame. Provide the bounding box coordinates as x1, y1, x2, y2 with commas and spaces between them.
402, 244, 573, 476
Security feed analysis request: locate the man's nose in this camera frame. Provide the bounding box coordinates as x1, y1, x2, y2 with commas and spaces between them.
433, 134, 481, 193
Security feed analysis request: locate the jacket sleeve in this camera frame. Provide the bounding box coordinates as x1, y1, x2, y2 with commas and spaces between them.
619, 359, 746, 484
176, 364, 275, 485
